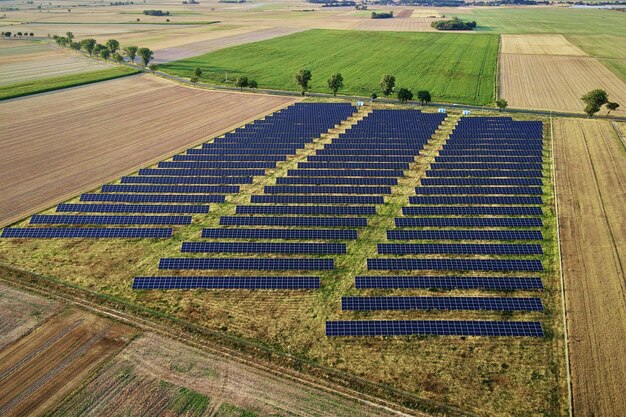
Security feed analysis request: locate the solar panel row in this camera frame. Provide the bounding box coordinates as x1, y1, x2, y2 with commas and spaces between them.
355, 276, 544, 290
377, 243, 543, 255
387, 229, 543, 241
367, 258, 544, 271
181, 242, 347, 254
159, 258, 335, 270
201, 228, 358, 240
133, 276, 320, 289
1, 228, 172, 238
341, 296, 543, 311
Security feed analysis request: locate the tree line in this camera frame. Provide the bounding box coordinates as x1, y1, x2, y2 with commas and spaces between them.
2, 32, 35, 37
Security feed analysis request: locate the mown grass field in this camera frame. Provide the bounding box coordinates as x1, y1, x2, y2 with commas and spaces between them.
0, 66, 139, 100
160, 29, 499, 105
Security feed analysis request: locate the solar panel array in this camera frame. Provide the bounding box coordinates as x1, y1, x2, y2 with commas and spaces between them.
341, 296, 543, 311
326, 321, 544, 337
133, 276, 320, 289
355, 276, 544, 290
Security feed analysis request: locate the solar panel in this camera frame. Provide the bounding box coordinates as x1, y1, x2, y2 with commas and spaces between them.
133, 276, 320, 289
378, 243, 543, 255
297, 162, 409, 170
265, 186, 391, 195
181, 242, 346, 254
308, 155, 414, 163
288, 169, 403, 177
80, 194, 225, 203
341, 296, 543, 311
201, 228, 357, 240
158, 258, 334, 270
325, 320, 544, 337
57, 203, 209, 214
395, 217, 543, 228
413, 187, 543, 195
101, 185, 239, 194
367, 258, 544, 271
402, 206, 543, 216
158, 161, 276, 169
236, 205, 376, 215
355, 276, 544, 290
1, 228, 172, 238
387, 230, 543, 240
139, 168, 266, 176
431, 163, 542, 170
173, 154, 286, 162
276, 177, 397, 186
121, 176, 253, 185
251, 195, 385, 205
435, 156, 543, 163
421, 178, 543, 186
219, 216, 367, 227
409, 196, 542, 205
30, 214, 192, 225
426, 170, 543, 178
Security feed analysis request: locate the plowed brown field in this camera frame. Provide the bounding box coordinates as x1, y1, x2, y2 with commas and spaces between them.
0, 75, 296, 227
501, 34, 587, 56
554, 118, 626, 417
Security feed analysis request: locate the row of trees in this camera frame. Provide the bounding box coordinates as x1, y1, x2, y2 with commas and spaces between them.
52, 32, 155, 67
431, 17, 477, 30
2, 32, 35, 37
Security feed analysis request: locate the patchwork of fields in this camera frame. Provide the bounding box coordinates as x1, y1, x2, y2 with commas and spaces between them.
160, 29, 499, 105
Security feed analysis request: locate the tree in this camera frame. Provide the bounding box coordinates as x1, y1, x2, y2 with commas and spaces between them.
248, 80, 258, 89
193, 67, 202, 78
80, 38, 97, 56
93, 43, 106, 56
3, 32, 10, 38
417, 90, 431, 106
123, 45, 138, 63
66, 31, 74, 41
69, 41, 81, 51
148, 63, 157, 72
380, 74, 395, 96
112, 52, 124, 63
100, 49, 111, 60
496, 98, 508, 111
371, 92, 377, 102
294, 69, 312, 96
138, 47, 154, 66
581, 89, 608, 118
397, 88, 413, 103
17, 31, 22, 36
190, 76, 198, 84
30, 32, 34, 37
105, 39, 119, 53
327, 73, 344, 96
235, 76, 249, 90
606, 102, 620, 115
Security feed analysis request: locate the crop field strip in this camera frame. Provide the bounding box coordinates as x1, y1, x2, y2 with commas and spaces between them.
329, 116, 547, 337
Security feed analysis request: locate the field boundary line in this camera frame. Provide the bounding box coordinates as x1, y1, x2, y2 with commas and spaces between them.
495, 34, 501, 101
551, 117, 574, 417
0, 95, 297, 229
610, 121, 626, 149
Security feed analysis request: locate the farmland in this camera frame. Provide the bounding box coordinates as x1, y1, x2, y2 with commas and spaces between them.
0, 75, 296, 227
553, 119, 626, 417
160, 29, 499, 104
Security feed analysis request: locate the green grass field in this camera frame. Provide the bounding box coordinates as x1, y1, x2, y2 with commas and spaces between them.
567, 34, 626, 82
160, 29, 499, 105
451, 7, 626, 35
0, 66, 139, 101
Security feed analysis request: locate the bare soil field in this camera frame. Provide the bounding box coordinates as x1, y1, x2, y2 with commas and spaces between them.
0, 75, 296, 227
0, 308, 135, 417
554, 118, 626, 417
499, 53, 626, 115
0, 283, 60, 349
500, 34, 587, 56
51, 333, 405, 417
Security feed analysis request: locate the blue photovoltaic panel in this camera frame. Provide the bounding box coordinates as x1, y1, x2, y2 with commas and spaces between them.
395, 217, 543, 228
355, 276, 544, 290
421, 178, 542, 186
413, 187, 543, 195
341, 296, 543, 311
409, 196, 542, 205
181, 242, 346, 254
387, 229, 543, 240
308, 155, 414, 163
121, 176, 253, 185
367, 258, 544, 271
435, 156, 543, 163
57, 203, 209, 214
1, 228, 172, 238
219, 216, 367, 227
251, 195, 385, 204
158, 161, 276, 169
158, 258, 334, 270
201, 228, 357, 240
139, 168, 266, 176
325, 320, 544, 337
101, 185, 239, 194
265, 186, 391, 195
276, 177, 397, 186
297, 162, 409, 170
439, 150, 542, 157
236, 205, 376, 215
173, 154, 286, 162
378, 243, 543, 255
430, 163, 542, 170
402, 206, 543, 216
194, 147, 297, 154
80, 194, 225, 203
316, 148, 418, 156
288, 169, 403, 177
426, 170, 543, 178
132, 276, 320, 289
30, 214, 191, 225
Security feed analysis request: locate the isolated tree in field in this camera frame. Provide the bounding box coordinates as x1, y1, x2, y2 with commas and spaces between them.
417, 90, 431, 106
123, 45, 138, 63
380, 74, 395, 96
100, 48, 111, 60
193, 67, 202, 78
397, 88, 413, 103
581, 89, 608, 118
606, 102, 620, 115
496, 98, 508, 111
112, 52, 124, 63
30, 32, 34, 37
327, 73, 344, 96
248, 80, 258, 89
371, 92, 377, 102
235, 76, 249, 90
138, 47, 154, 66
106, 39, 119, 53
66, 31, 74, 41
80, 38, 97, 56
294, 69, 312, 96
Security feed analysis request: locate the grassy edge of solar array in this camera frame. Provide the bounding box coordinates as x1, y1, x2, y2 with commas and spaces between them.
0, 66, 140, 101
0, 105, 568, 416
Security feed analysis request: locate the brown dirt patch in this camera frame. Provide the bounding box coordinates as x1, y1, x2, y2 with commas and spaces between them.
554, 118, 626, 417
500, 34, 587, 56
0, 74, 296, 227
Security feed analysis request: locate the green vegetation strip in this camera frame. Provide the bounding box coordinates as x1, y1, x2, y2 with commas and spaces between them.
0, 66, 139, 101
160, 29, 499, 105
